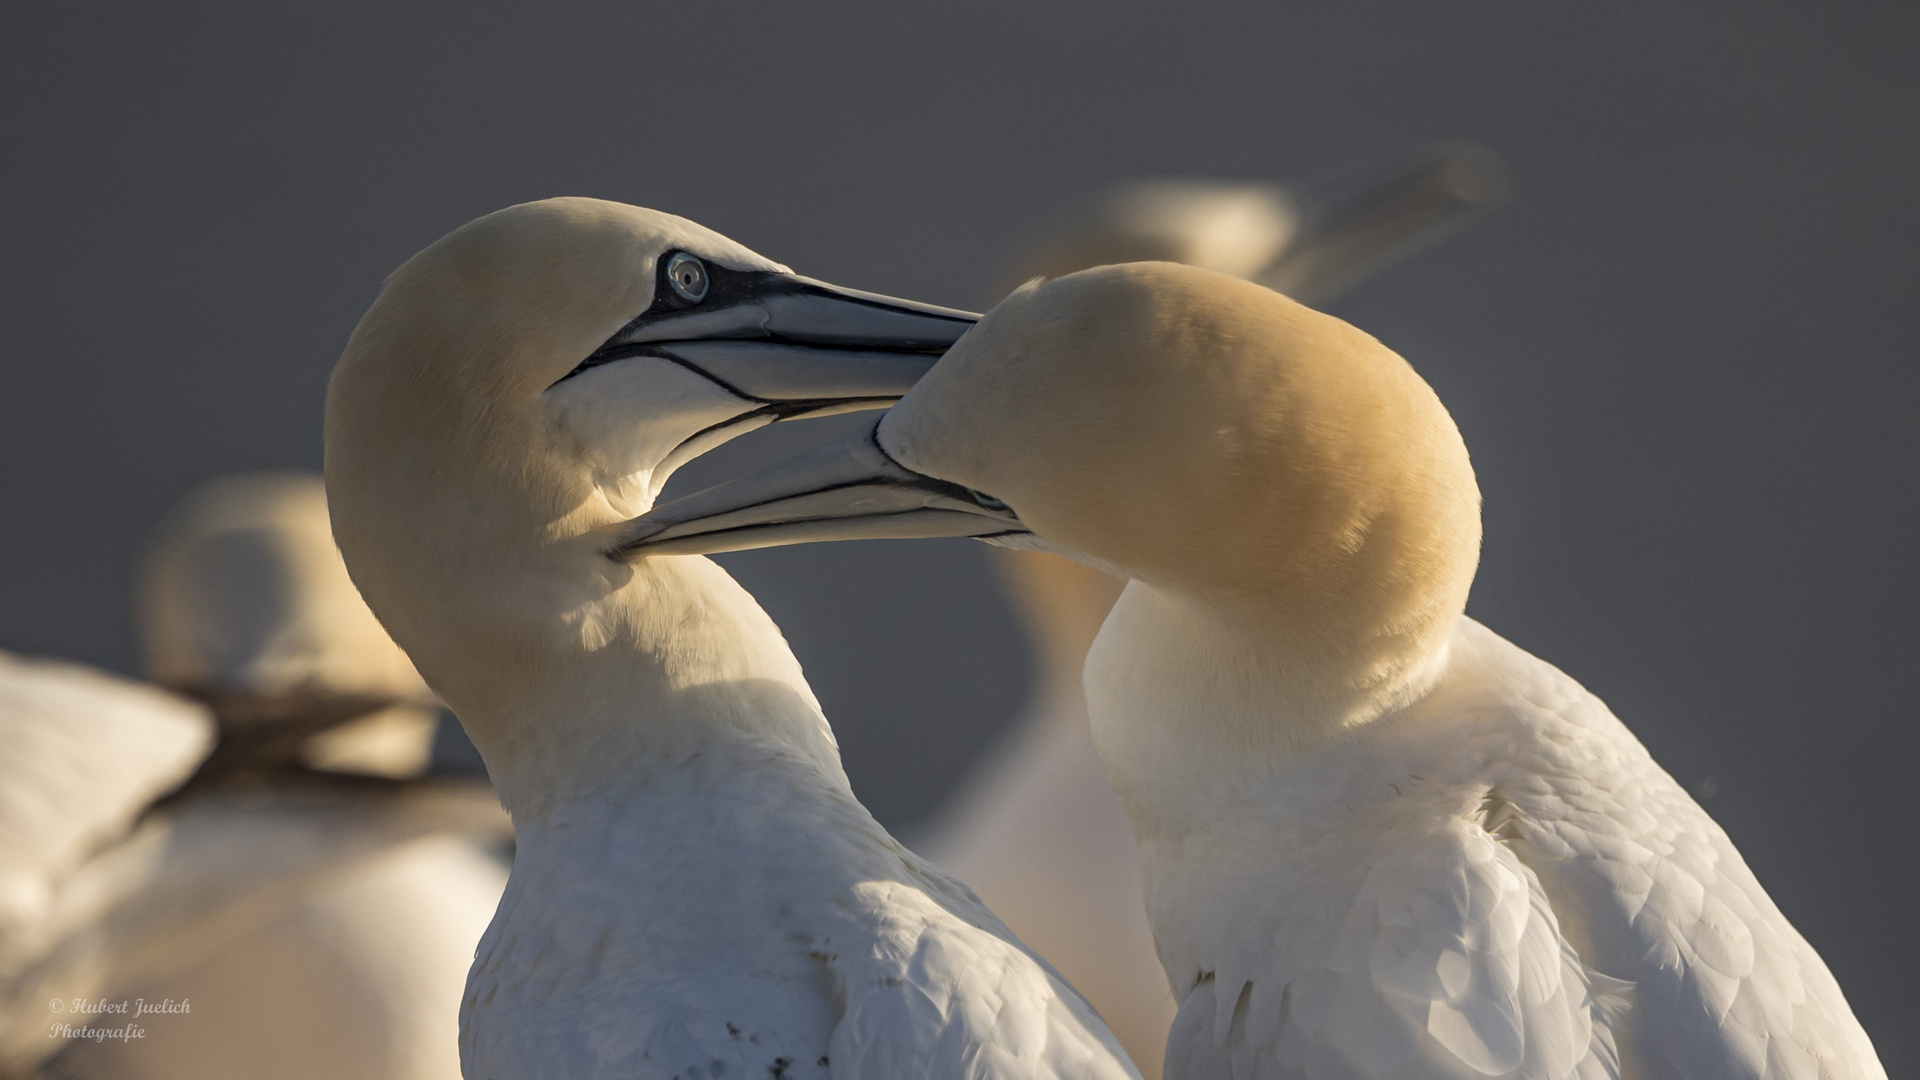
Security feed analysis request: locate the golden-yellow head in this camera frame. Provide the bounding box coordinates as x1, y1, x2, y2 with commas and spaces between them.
892, 265, 1480, 619
628, 262, 1480, 667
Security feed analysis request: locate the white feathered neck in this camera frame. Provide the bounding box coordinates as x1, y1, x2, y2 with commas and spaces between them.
323, 198, 841, 822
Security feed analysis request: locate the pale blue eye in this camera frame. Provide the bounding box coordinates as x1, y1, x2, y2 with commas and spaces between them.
665, 252, 709, 303
969, 490, 1009, 512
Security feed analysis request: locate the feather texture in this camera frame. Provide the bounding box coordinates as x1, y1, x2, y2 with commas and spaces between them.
463, 725, 1137, 1080
1144, 619, 1882, 1080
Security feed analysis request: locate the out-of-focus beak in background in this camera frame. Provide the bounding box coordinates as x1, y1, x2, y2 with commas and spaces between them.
2, 472, 506, 1080
907, 142, 1506, 1079
995, 142, 1505, 307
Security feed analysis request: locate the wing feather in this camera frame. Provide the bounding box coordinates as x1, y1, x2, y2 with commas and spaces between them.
1155, 621, 1885, 1080
828, 880, 1141, 1080
1167, 815, 1614, 1080
1475, 623, 1887, 1079
0, 651, 212, 947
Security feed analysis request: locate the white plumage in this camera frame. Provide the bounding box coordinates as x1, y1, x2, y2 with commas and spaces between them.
0, 650, 507, 1078
55, 831, 506, 1080
920, 149, 1507, 1079
470, 716, 1132, 1079
619, 260, 1887, 1079
1145, 617, 1875, 1079
0, 650, 214, 1071
1, 474, 508, 1080
324, 197, 1140, 1079
0, 653, 212, 946
910, 602, 1166, 1074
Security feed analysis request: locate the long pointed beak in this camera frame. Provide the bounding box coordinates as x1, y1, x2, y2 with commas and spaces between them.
607, 417, 1026, 560
556, 272, 979, 416
556, 269, 978, 486
1259, 142, 1508, 305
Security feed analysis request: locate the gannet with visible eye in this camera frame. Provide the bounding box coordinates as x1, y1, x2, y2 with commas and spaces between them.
921, 145, 1507, 1080
625, 263, 1888, 1079
324, 198, 1141, 1080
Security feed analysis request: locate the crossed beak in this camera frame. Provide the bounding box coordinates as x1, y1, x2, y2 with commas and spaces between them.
608, 416, 1027, 560
597, 142, 1506, 560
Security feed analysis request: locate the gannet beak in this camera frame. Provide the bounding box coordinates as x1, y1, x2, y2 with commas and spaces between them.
606, 417, 1026, 560
554, 267, 979, 419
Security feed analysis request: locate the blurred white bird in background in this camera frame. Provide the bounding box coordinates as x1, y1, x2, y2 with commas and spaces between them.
913, 144, 1505, 1077
137, 473, 450, 780
622, 263, 1888, 1078
0, 650, 213, 1071
6, 473, 507, 1080
325, 198, 1139, 1080
995, 143, 1504, 311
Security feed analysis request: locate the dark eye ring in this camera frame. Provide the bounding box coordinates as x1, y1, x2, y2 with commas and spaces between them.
969, 489, 1010, 512
665, 252, 709, 304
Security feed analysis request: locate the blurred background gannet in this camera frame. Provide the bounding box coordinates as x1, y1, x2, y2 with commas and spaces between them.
325, 198, 1139, 1079
4, 472, 508, 1080
995, 143, 1505, 311
623, 264, 1888, 1079
138, 473, 449, 779
41, 473, 508, 1080
918, 144, 1505, 1078
0, 651, 212, 1074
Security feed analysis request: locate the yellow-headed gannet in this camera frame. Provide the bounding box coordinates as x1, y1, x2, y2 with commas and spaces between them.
323, 198, 1141, 1080
42, 472, 507, 1080
920, 146, 1507, 1079
624, 263, 1887, 1079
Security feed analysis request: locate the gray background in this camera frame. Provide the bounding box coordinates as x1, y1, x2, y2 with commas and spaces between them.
3, 2, 1914, 1070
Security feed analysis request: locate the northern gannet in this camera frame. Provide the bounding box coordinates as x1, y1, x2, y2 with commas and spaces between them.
0, 652, 212, 1072
41, 472, 507, 1080
323, 197, 1141, 1080
997, 144, 1505, 310
0, 650, 501, 1078
919, 146, 1507, 1079
623, 263, 1888, 1079
139, 472, 447, 778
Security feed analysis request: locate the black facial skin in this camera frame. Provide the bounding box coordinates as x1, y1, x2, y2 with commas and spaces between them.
551, 251, 967, 388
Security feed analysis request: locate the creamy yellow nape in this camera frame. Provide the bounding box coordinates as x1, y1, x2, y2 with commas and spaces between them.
883, 262, 1481, 746
325, 198, 832, 817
